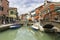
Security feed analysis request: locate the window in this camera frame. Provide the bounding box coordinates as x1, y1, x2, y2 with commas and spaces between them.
33, 14, 36, 16
48, 8, 50, 13
7, 2, 9, 5
0, 6, 3, 11
10, 11, 14, 14
0, 0, 2, 2
7, 4, 9, 5
54, 6, 60, 20
42, 10, 47, 14
0, 0, 2, 5
55, 6, 60, 13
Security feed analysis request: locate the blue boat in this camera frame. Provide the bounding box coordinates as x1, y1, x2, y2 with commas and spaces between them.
10, 24, 22, 29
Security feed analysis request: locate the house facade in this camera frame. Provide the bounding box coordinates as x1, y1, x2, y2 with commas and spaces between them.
34, 1, 60, 21
0, 0, 9, 24
9, 7, 18, 23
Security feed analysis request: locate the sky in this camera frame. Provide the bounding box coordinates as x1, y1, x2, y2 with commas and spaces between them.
8, 0, 60, 15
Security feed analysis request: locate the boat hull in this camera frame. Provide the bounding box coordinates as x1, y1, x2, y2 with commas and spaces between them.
10, 24, 22, 29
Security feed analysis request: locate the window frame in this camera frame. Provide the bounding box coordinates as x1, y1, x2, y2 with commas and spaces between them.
0, 6, 3, 11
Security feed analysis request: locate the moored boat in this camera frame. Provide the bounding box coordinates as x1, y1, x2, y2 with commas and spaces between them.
31, 22, 44, 31
10, 24, 22, 29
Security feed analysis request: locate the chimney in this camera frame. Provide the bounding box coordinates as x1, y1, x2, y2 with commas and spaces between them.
44, 0, 47, 5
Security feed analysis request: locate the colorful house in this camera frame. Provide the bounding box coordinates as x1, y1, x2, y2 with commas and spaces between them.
9, 7, 18, 23
34, 1, 60, 21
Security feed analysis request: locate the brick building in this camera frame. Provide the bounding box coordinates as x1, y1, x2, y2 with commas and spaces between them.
34, 1, 60, 21
0, 0, 9, 24
0, 0, 9, 15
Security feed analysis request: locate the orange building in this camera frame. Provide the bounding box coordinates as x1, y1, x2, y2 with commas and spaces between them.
34, 1, 60, 21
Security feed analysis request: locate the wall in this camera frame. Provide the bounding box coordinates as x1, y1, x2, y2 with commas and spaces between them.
9, 8, 17, 18
35, 3, 60, 21
0, 0, 9, 16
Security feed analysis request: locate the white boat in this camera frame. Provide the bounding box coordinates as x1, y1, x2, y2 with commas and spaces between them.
31, 25, 39, 30
31, 22, 60, 32
31, 22, 44, 31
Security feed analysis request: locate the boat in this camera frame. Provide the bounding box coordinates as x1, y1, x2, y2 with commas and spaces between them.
10, 24, 22, 29
31, 22, 44, 31
31, 22, 60, 32
31, 25, 39, 30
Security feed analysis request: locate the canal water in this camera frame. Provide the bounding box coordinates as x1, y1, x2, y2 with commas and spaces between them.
0, 26, 60, 40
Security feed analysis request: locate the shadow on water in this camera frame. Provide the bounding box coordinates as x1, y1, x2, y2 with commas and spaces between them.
0, 28, 18, 40
34, 30, 60, 40
55, 33, 60, 40
0, 28, 9, 33
27, 26, 60, 40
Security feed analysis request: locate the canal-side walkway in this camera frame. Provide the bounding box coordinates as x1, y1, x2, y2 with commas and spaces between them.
0, 24, 14, 31
0, 24, 13, 28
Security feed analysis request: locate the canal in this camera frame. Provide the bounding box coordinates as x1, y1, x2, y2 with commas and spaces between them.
0, 26, 60, 40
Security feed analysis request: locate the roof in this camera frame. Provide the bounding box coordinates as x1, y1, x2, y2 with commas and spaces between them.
30, 1, 60, 13
9, 7, 17, 10
47, 1, 60, 5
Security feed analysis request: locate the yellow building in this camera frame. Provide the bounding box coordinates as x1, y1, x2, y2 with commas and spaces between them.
9, 7, 18, 23
9, 8, 17, 18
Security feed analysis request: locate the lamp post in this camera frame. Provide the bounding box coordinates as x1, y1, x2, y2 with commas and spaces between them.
39, 12, 40, 24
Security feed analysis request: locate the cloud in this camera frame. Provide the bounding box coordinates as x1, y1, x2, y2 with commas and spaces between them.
8, 0, 60, 15
48, 0, 60, 2
8, 0, 44, 15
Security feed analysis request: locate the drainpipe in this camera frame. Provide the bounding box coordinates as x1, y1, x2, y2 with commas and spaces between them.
39, 12, 40, 24
16, 12, 19, 20
8, 17, 10, 23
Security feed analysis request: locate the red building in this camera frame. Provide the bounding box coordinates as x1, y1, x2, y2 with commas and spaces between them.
34, 1, 60, 21
0, 0, 9, 16
0, 0, 9, 24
